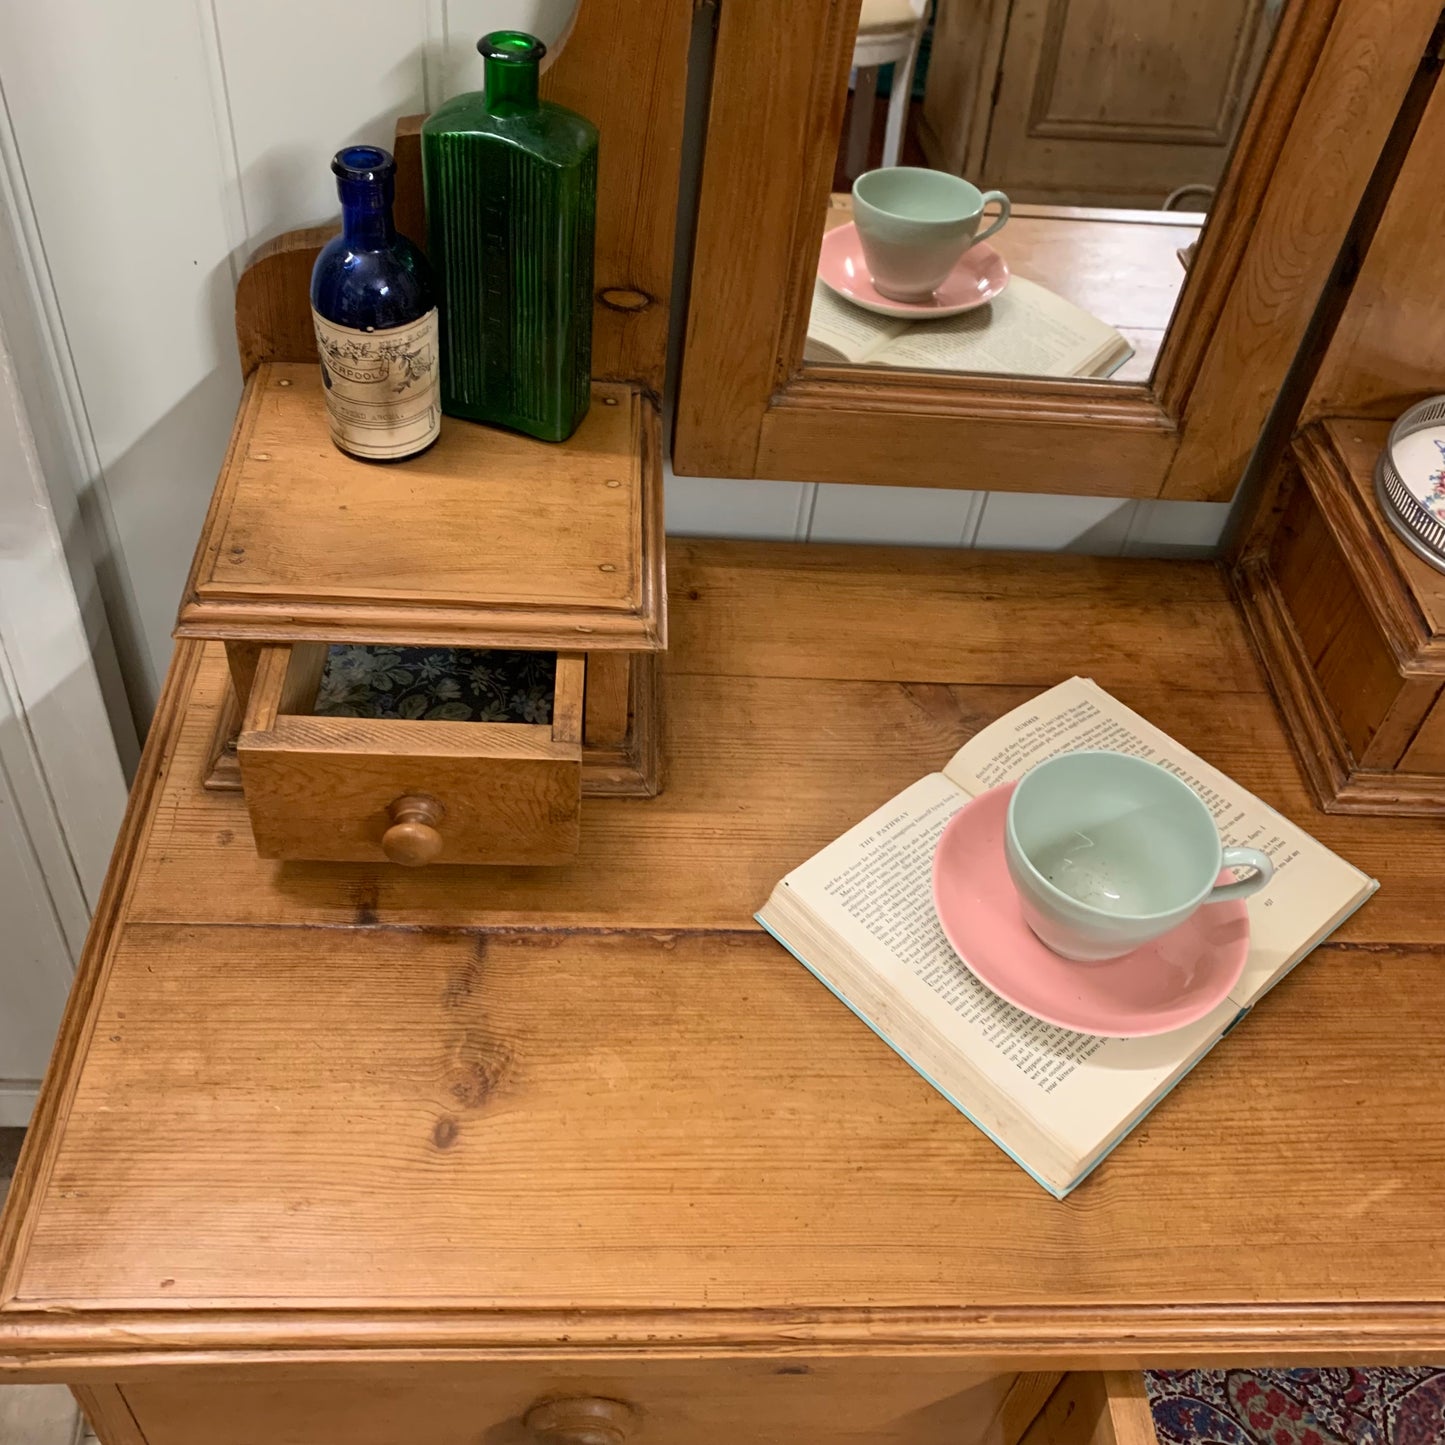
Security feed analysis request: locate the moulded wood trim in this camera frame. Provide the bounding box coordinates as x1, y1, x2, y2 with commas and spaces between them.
175, 373, 666, 652
5, 1301, 1445, 1377
754, 391, 1174, 494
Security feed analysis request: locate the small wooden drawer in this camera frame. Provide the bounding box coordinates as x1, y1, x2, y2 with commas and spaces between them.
236, 642, 584, 866
112, 1359, 1050, 1445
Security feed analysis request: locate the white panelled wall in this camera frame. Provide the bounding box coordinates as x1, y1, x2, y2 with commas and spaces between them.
0, 0, 1231, 726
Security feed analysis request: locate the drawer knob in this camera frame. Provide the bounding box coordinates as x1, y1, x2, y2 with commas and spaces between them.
381, 794, 445, 866
524, 1397, 637, 1445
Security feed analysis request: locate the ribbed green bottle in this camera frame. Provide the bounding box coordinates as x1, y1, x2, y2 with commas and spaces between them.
422, 31, 597, 442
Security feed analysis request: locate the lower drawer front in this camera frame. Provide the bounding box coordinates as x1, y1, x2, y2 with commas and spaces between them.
118, 1360, 1042, 1445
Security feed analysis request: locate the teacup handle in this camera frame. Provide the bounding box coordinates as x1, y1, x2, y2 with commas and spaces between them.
1209, 846, 1275, 903
971, 190, 1011, 248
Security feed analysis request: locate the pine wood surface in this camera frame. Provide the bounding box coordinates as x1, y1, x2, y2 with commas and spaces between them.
1022, 1374, 1157, 1445
177, 366, 665, 651
235, 0, 691, 395
1306, 75, 1445, 422
7, 927, 1445, 1351
130, 544, 1445, 937
1231, 421, 1445, 813
114, 1360, 1021, 1445
6, 540, 1445, 1379
1317, 419, 1445, 648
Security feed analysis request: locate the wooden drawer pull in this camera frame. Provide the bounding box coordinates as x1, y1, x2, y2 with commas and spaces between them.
381, 794, 445, 866
524, 1397, 637, 1445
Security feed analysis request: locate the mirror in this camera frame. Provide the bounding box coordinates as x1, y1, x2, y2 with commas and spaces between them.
807, 0, 1284, 384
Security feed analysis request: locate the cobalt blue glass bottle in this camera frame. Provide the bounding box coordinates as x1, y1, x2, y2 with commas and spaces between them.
311, 145, 441, 461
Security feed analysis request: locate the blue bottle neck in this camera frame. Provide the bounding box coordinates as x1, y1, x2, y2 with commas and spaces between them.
339, 177, 396, 249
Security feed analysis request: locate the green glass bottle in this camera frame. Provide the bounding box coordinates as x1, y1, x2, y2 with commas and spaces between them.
422, 31, 598, 443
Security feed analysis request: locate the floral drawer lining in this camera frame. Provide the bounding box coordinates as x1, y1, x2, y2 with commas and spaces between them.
315, 646, 555, 724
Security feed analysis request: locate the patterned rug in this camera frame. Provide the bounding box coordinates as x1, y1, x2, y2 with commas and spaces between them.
1147, 1370, 1445, 1445
315, 645, 555, 724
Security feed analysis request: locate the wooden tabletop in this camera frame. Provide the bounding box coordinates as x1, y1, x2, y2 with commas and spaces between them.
3, 540, 1445, 1375
176, 366, 664, 650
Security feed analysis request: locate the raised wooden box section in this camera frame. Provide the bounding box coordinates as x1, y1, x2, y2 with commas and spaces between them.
177, 362, 665, 863
1233, 418, 1445, 814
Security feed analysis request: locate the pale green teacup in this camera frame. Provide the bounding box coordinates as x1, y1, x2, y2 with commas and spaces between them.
852, 167, 1010, 302
1004, 751, 1274, 963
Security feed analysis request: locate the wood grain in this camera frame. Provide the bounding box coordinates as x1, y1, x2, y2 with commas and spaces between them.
1314, 420, 1445, 648
131, 544, 1445, 941
234, 226, 336, 379
1232, 422, 1445, 812
753, 395, 1174, 493
121, 1361, 1020, 1445
233, 0, 690, 396
552, 653, 587, 747
1234, 555, 1445, 813
8, 925, 1445, 1358
1268, 484, 1408, 761
978, 0, 1274, 206
584, 651, 632, 746
1162, 0, 1444, 499
1022, 1374, 1156, 1445
1400, 696, 1445, 772
1308, 75, 1445, 420
10, 538, 1445, 1391
537, 0, 691, 392
238, 708, 581, 866
675, 0, 861, 475
176, 366, 663, 650
917, 0, 1008, 177
71, 1385, 146, 1445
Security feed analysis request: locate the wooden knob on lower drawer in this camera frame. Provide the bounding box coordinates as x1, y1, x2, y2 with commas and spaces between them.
523, 1397, 637, 1445
381, 794, 445, 866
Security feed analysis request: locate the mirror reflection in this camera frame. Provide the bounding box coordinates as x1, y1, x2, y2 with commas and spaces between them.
808, 0, 1283, 382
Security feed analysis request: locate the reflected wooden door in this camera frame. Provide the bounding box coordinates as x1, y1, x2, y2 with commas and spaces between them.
980, 0, 1279, 205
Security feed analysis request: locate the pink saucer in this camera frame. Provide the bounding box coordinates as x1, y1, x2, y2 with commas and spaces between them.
930, 783, 1250, 1037
819, 221, 1010, 319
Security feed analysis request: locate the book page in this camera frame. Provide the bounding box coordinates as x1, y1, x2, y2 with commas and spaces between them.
777, 772, 1233, 1161
870, 276, 1130, 377
805, 281, 908, 365
941, 678, 1375, 1005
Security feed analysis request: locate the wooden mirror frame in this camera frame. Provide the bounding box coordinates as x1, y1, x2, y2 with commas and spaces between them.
674, 0, 1442, 502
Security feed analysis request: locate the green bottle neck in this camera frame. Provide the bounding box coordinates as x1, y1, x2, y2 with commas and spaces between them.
481, 32, 545, 116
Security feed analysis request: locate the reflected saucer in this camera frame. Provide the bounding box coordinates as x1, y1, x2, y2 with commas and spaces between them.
818, 221, 1010, 319
930, 782, 1251, 1037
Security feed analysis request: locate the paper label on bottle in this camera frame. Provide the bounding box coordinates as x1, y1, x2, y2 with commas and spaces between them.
311, 307, 441, 460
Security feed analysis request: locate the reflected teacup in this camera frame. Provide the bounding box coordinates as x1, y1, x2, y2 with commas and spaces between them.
851, 167, 1011, 302
1003, 750, 1274, 962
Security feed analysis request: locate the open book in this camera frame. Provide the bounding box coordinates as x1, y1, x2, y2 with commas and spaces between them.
756, 678, 1376, 1198
805, 276, 1134, 378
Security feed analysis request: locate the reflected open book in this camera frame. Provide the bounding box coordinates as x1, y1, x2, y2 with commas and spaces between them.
756, 678, 1376, 1198
805, 276, 1134, 378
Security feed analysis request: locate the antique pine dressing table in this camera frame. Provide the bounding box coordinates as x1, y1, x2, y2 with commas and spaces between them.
6, 1, 1445, 1442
